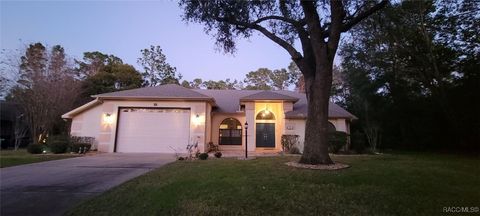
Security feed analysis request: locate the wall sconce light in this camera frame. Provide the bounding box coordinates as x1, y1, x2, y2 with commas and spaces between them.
193, 114, 202, 126
103, 113, 114, 124
264, 108, 270, 114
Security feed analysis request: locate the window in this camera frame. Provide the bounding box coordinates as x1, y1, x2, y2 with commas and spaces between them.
219, 118, 242, 145
256, 110, 275, 120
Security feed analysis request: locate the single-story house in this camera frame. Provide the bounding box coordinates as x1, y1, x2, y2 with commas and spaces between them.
62, 84, 356, 154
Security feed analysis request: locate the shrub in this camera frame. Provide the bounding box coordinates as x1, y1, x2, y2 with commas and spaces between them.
70, 136, 95, 145
49, 141, 69, 154
71, 143, 92, 154
47, 135, 70, 144
351, 131, 368, 154
186, 140, 199, 160
47, 135, 70, 154
328, 131, 348, 153
178, 157, 185, 161
214, 151, 222, 158
198, 153, 209, 160
27, 144, 43, 154
70, 136, 95, 153
281, 135, 299, 152
207, 142, 219, 153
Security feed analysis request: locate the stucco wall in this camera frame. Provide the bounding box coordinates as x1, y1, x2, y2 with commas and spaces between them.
69, 98, 351, 154
283, 118, 349, 153
205, 103, 212, 148
69, 100, 209, 153
70, 104, 102, 149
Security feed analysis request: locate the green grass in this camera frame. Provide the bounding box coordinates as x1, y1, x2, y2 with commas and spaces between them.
68, 153, 479, 216
0, 149, 80, 168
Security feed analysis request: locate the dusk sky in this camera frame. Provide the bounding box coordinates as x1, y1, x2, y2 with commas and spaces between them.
1, 0, 301, 82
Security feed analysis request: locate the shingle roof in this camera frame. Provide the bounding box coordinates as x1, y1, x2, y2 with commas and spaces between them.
239, 91, 299, 102
277, 90, 357, 119
193, 89, 262, 113
89, 84, 356, 119
194, 88, 356, 119
93, 84, 213, 101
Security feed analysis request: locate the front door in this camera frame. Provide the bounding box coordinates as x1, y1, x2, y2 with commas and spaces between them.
256, 123, 275, 147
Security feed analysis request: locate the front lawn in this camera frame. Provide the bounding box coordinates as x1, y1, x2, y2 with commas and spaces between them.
68, 153, 479, 216
0, 149, 80, 168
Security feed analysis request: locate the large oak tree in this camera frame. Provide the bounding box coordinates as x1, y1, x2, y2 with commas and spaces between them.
180, 0, 387, 164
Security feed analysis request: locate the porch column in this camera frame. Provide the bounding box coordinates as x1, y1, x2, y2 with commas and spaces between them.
245, 102, 256, 152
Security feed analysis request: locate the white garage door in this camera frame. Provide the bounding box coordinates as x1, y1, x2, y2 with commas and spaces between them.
116, 108, 190, 153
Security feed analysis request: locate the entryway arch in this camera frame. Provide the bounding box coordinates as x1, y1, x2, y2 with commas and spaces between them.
219, 118, 242, 145
256, 109, 276, 147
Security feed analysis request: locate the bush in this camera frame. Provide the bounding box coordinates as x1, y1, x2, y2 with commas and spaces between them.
70, 143, 92, 154
70, 136, 95, 153
178, 157, 185, 161
328, 131, 348, 153
47, 135, 70, 145
47, 135, 70, 154
198, 153, 209, 160
207, 142, 219, 153
351, 131, 368, 154
281, 135, 299, 152
27, 144, 43, 154
214, 151, 222, 158
49, 141, 69, 154
70, 136, 95, 144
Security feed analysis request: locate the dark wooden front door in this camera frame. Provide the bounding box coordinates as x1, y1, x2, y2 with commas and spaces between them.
256, 123, 275, 147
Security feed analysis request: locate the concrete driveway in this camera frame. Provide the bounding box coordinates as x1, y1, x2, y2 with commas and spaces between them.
0, 153, 175, 216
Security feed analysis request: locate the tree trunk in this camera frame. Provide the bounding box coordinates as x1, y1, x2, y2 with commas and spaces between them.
299, 65, 334, 165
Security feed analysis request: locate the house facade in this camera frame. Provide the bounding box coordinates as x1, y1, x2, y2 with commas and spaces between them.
62, 84, 356, 154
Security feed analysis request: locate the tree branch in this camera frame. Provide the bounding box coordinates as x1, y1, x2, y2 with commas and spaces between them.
215, 17, 303, 61
327, 0, 346, 58
251, 15, 305, 27
320, 0, 388, 39
342, 0, 389, 32
300, 0, 327, 69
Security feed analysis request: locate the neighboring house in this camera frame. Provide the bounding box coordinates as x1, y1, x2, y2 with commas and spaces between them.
62, 84, 356, 154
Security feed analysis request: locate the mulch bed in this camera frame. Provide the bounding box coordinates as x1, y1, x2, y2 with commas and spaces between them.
285, 161, 350, 170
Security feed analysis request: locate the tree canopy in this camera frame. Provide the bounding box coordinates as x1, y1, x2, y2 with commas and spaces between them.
137, 45, 182, 86
8, 43, 81, 143
340, 0, 479, 152
180, 0, 388, 164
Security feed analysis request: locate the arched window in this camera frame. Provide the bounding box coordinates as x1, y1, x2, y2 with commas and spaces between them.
327, 122, 336, 133
219, 118, 242, 145
256, 110, 275, 120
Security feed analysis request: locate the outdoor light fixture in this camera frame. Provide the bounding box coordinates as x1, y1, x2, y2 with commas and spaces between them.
245, 122, 249, 158
193, 114, 202, 126
103, 113, 114, 125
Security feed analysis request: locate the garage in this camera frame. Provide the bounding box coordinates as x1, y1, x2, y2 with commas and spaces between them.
115, 107, 191, 153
